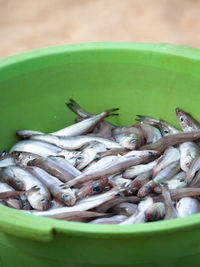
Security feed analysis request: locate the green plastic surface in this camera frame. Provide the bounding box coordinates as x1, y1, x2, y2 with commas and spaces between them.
1, 42, 200, 266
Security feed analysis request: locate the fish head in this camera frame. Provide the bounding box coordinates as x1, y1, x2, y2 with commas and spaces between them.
57, 185, 76, 206
12, 151, 39, 166
175, 108, 195, 131
27, 187, 50, 210
91, 178, 109, 195
141, 150, 160, 163
11, 179, 25, 191
6, 198, 23, 209
119, 134, 141, 150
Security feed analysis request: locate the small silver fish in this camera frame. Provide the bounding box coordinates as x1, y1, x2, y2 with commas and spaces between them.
10, 140, 62, 157
67, 151, 160, 187
0, 166, 50, 210
145, 202, 165, 221
153, 147, 180, 176
50, 108, 119, 137
120, 197, 153, 225
179, 142, 200, 172
89, 215, 127, 224
27, 166, 76, 206
176, 197, 200, 218
0, 153, 15, 168
27, 156, 81, 182
136, 115, 179, 136
27, 187, 123, 219
175, 108, 200, 132
31, 135, 122, 150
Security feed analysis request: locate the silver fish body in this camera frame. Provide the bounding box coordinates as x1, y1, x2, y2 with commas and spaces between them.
28, 187, 122, 219
17, 130, 44, 139
179, 142, 200, 172
153, 161, 180, 183
153, 147, 180, 176
0, 166, 50, 210
89, 215, 127, 224
145, 202, 165, 221
123, 157, 161, 179
163, 172, 187, 190
76, 141, 108, 170
0, 153, 15, 167
27, 156, 81, 182
67, 151, 160, 187
50, 109, 118, 137
120, 197, 153, 225
31, 135, 122, 150
175, 108, 200, 132
136, 123, 162, 143
10, 140, 62, 157
27, 166, 76, 206
176, 197, 200, 218
0, 182, 22, 209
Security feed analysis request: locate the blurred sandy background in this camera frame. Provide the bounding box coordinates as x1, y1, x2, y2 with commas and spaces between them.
1, 0, 200, 58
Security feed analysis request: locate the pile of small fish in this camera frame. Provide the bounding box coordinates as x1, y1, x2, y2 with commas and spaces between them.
1, 99, 200, 224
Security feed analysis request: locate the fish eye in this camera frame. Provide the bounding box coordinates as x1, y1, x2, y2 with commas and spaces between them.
62, 194, 70, 201
163, 130, 168, 134
14, 180, 21, 185
130, 138, 138, 143
40, 198, 48, 203
180, 116, 184, 122
92, 185, 102, 192
148, 151, 154, 157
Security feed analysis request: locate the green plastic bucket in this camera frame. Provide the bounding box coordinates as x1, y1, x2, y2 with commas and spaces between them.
1, 42, 200, 267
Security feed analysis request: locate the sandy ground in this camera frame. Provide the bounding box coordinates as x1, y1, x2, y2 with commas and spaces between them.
1, 0, 200, 58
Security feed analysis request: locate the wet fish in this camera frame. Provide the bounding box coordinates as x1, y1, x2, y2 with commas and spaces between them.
176, 197, 200, 218
89, 215, 127, 224
135, 123, 162, 143
140, 131, 200, 153
162, 171, 187, 190
179, 142, 200, 172
52, 151, 82, 166
119, 197, 153, 225
0, 182, 22, 209
27, 156, 81, 182
67, 151, 160, 187
0, 153, 15, 168
76, 141, 108, 170
162, 186, 178, 220
31, 134, 122, 150
112, 126, 144, 150
27, 166, 76, 206
132, 171, 152, 190
50, 108, 119, 137
66, 98, 116, 130
185, 156, 200, 183
27, 187, 123, 219
12, 151, 40, 166
137, 180, 158, 198
0, 166, 50, 210
76, 178, 109, 200
112, 202, 138, 216
175, 108, 200, 132
153, 147, 180, 176
136, 115, 179, 136
95, 196, 140, 213
61, 211, 107, 221
16, 130, 44, 139
123, 157, 160, 179
10, 140, 62, 157
153, 161, 180, 183
145, 202, 165, 221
